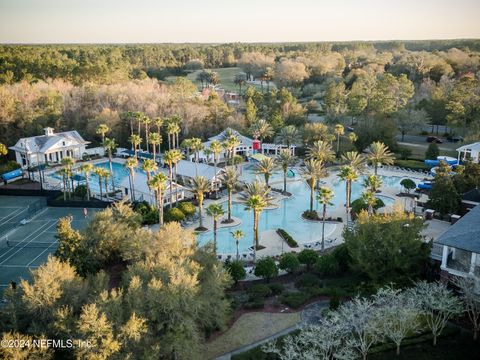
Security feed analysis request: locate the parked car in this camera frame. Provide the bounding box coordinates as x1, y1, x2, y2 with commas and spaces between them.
346, 126, 355, 132
446, 136, 464, 143
426, 136, 443, 143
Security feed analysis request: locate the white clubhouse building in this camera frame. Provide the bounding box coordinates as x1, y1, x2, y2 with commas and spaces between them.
9, 127, 90, 168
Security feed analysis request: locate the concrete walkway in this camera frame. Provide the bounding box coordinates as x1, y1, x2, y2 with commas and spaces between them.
214, 300, 330, 360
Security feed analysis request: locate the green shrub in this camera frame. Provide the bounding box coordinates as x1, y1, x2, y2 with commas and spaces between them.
302, 210, 319, 220
134, 201, 159, 224
425, 143, 440, 160
247, 284, 272, 299
329, 289, 341, 310
74, 184, 88, 199
268, 283, 284, 296
164, 207, 185, 222
278, 252, 300, 273
332, 244, 350, 271
244, 298, 265, 309
226, 261, 246, 283
178, 201, 196, 217
298, 249, 318, 269
400, 178, 417, 193
276, 229, 298, 247
254, 257, 278, 282
315, 254, 340, 276
280, 291, 310, 308
295, 273, 321, 289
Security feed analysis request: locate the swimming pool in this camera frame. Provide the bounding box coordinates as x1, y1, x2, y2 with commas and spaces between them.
47, 161, 143, 192
197, 174, 408, 254
197, 181, 337, 254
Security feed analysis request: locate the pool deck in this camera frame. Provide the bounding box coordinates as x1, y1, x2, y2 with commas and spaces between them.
186, 164, 434, 258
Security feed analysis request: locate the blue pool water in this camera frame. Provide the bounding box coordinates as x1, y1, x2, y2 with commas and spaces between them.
48, 161, 142, 192
198, 174, 407, 254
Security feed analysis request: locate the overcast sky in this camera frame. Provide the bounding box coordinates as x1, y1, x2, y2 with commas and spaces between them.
1, 0, 479, 43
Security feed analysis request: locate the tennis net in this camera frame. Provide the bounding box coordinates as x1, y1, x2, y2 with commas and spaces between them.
0, 198, 47, 238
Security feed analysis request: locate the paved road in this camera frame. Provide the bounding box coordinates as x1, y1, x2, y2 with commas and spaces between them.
215, 300, 330, 360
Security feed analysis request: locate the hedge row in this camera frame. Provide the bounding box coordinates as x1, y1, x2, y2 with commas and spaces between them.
276, 228, 298, 248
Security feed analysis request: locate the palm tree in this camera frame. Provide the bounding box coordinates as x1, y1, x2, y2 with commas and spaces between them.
231, 229, 245, 261
124, 157, 138, 202
148, 132, 161, 161
366, 141, 395, 175
93, 167, 104, 199
334, 124, 345, 154
255, 157, 276, 187
166, 121, 177, 150
206, 203, 225, 254
341, 151, 367, 173
348, 132, 358, 143
153, 117, 164, 137
221, 166, 239, 223
141, 115, 152, 153
209, 140, 223, 196
363, 174, 383, 193
190, 137, 204, 176
240, 181, 274, 260
190, 176, 211, 230
317, 186, 334, 251
277, 149, 294, 194
338, 165, 358, 218
225, 135, 241, 165
126, 111, 136, 136
96, 124, 110, 145
61, 157, 75, 198
97, 168, 110, 198
163, 150, 175, 208
171, 150, 184, 204
264, 67, 275, 92
249, 119, 273, 142
301, 159, 326, 213
134, 111, 144, 136
142, 159, 157, 203
79, 163, 94, 201
103, 137, 117, 193
234, 73, 247, 95
129, 134, 142, 158
362, 190, 378, 216
149, 172, 168, 226
56, 168, 68, 201
275, 125, 300, 155
307, 140, 335, 163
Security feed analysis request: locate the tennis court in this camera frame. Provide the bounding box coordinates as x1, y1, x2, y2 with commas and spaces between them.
0, 196, 97, 294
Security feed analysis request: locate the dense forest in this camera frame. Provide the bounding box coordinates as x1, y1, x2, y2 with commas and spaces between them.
0, 40, 479, 149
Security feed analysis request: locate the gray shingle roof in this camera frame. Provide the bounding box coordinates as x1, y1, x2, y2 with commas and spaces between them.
436, 205, 480, 253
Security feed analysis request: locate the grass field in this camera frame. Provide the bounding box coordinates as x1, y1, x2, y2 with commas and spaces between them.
166, 67, 275, 93
0, 196, 97, 294
201, 311, 300, 359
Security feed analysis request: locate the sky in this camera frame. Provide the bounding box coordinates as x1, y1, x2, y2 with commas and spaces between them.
0, 0, 479, 43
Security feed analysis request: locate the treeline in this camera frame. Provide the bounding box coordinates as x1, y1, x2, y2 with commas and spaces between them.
1, 40, 480, 84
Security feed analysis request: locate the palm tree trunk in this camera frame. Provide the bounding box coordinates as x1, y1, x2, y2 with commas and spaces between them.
199, 200, 204, 228
145, 124, 149, 153
283, 169, 287, 193
176, 133, 179, 150
109, 155, 115, 193
374, 163, 378, 175
104, 178, 108, 198
309, 179, 315, 212
98, 177, 103, 199
63, 176, 66, 201
86, 175, 90, 201
159, 190, 164, 226
322, 204, 326, 251
169, 166, 174, 208
228, 189, 232, 221
131, 173, 136, 202
213, 219, 217, 254
337, 135, 340, 154
214, 158, 218, 198
254, 211, 259, 251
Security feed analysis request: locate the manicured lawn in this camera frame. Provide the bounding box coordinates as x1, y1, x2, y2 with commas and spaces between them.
166, 67, 275, 93
201, 311, 300, 359
398, 143, 458, 160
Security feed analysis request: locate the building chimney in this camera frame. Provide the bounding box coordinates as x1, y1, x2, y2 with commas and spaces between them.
44, 127, 54, 136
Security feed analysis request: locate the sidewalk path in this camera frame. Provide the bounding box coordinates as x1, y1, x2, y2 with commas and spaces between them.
214, 300, 330, 360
